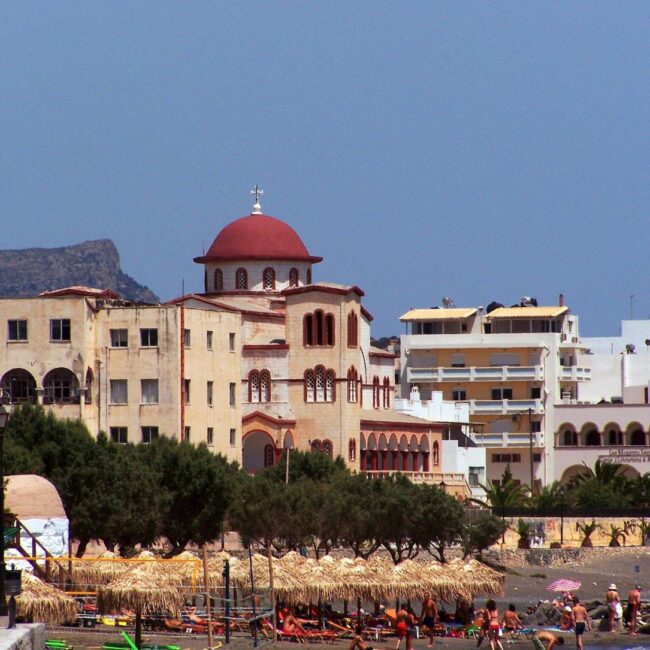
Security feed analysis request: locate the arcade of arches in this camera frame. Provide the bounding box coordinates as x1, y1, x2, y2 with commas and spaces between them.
556, 422, 650, 448
360, 432, 436, 472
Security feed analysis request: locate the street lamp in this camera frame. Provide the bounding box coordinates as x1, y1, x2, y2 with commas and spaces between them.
439, 480, 446, 493
0, 404, 10, 616
641, 488, 646, 547
558, 485, 565, 547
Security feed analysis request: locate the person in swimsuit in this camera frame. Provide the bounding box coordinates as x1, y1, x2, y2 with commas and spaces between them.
559, 606, 574, 631
628, 585, 642, 636
395, 604, 415, 650
502, 604, 523, 631
486, 600, 504, 650
606, 583, 620, 632
282, 608, 307, 635
532, 630, 564, 650
572, 596, 590, 650
350, 625, 374, 650
420, 592, 439, 648
475, 606, 490, 648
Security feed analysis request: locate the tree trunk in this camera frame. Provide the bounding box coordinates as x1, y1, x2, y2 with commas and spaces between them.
581, 537, 593, 548
135, 610, 142, 649
75, 538, 89, 558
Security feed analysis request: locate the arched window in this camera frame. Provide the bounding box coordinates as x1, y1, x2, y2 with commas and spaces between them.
289, 267, 299, 287
585, 429, 600, 446
236, 267, 248, 289
304, 370, 315, 402
607, 429, 623, 445
349, 439, 357, 461
262, 267, 275, 290
433, 442, 440, 465
325, 370, 336, 402
347, 312, 359, 347
322, 439, 333, 458
383, 377, 390, 408
264, 444, 275, 467
630, 429, 646, 446
310, 439, 322, 453
325, 314, 335, 345
347, 367, 358, 403
563, 430, 577, 446
260, 370, 271, 403
303, 311, 335, 346
372, 376, 380, 409
316, 366, 326, 402
214, 269, 223, 291
248, 370, 260, 403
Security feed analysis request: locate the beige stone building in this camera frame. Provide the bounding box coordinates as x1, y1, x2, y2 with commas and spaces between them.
0, 193, 449, 485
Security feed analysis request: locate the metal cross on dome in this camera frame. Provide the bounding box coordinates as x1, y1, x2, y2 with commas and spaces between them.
250, 184, 263, 214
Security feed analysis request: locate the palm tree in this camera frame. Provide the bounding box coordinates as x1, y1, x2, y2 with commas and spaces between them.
606, 523, 629, 547
516, 519, 534, 549
527, 481, 575, 510
573, 460, 628, 488
576, 520, 601, 547
472, 467, 529, 511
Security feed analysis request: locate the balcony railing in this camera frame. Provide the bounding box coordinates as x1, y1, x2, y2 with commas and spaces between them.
560, 366, 591, 382
473, 432, 542, 447
407, 365, 544, 383
362, 470, 468, 486
469, 398, 543, 415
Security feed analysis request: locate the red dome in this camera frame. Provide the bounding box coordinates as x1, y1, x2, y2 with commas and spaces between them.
194, 214, 322, 264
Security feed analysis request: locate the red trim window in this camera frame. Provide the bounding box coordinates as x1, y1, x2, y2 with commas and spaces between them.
264, 444, 275, 467
260, 369, 271, 403
322, 439, 333, 459
433, 441, 440, 465
326, 370, 335, 402
383, 377, 390, 408
348, 439, 357, 461
263, 267, 275, 290
248, 370, 260, 403
310, 438, 322, 453
347, 312, 358, 347
347, 367, 358, 403
372, 376, 380, 409
214, 269, 223, 291
304, 369, 315, 402
289, 267, 299, 287
303, 311, 335, 346
315, 365, 326, 402
236, 267, 248, 289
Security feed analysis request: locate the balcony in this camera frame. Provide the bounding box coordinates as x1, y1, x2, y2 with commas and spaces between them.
473, 432, 542, 447
406, 365, 544, 383
560, 366, 591, 382
469, 398, 544, 415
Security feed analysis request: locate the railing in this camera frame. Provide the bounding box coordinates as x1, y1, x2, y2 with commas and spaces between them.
474, 432, 542, 447
363, 470, 467, 485
560, 366, 591, 381
469, 398, 543, 415
407, 365, 544, 383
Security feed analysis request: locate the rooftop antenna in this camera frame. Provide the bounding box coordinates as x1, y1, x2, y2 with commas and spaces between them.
442, 297, 456, 308
630, 294, 635, 320
251, 184, 264, 215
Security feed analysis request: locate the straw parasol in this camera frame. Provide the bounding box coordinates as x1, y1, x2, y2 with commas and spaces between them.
73, 550, 129, 587
97, 563, 184, 649
16, 572, 77, 625
445, 558, 504, 598
230, 553, 303, 604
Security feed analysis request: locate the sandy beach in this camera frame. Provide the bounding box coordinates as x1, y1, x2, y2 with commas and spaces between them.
47, 548, 650, 650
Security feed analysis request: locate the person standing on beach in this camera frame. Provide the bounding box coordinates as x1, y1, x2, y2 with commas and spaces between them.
420, 592, 439, 648
395, 604, 415, 650
606, 583, 620, 632
572, 597, 590, 650
532, 630, 564, 650
485, 599, 504, 650
627, 585, 642, 636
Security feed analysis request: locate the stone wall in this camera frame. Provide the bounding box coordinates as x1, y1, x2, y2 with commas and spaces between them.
0, 623, 45, 650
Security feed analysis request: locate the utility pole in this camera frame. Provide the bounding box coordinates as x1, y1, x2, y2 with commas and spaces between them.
528, 407, 534, 494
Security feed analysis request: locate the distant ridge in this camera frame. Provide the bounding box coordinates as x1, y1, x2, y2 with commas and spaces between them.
0, 239, 159, 303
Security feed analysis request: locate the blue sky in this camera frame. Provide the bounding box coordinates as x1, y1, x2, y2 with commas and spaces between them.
3, 2, 650, 337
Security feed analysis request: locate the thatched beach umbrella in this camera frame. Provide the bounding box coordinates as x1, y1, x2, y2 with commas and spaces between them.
16, 572, 77, 625
97, 563, 183, 649
166, 550, 202, 589
445, 558, 504, 599
73, 550, 129, 588
231, 553, 303, 604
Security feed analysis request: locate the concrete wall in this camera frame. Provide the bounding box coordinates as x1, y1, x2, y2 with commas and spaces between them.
0, 623, 45, 650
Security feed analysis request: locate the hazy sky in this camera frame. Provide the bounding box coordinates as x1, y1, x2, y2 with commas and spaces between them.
3, 2, 650, 337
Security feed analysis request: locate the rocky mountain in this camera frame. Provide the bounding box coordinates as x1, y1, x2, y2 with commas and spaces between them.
0, 239, 159, 303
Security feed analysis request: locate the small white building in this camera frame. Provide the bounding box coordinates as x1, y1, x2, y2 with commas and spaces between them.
394, 387, 487, 499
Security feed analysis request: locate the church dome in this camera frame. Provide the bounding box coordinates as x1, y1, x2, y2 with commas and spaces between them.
194, 213, 322, 264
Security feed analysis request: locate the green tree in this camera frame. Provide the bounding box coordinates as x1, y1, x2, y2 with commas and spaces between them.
461, 511, 507, 558
141, 437, 240, 553
263, 450, 346, 483
412, 484, 464, 563
473, 466, 529, 512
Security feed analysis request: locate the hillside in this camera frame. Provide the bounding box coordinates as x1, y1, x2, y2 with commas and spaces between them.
0, 239, 159, 303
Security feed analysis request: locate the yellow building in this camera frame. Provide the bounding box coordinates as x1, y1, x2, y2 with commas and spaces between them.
0, 192, 448, 484
400, 300, 590, 488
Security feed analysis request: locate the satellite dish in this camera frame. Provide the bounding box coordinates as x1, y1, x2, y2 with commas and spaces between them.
645, 339, 650, 347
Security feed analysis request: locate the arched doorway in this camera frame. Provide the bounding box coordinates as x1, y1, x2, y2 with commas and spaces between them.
1, 369, 37, 404
43, 368, 80, 404
242, 430, 276, 474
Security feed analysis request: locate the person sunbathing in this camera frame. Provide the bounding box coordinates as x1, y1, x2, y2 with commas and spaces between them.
349, 625, 375, 650
283, 610, 307, 635
559, 606, 574, 631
